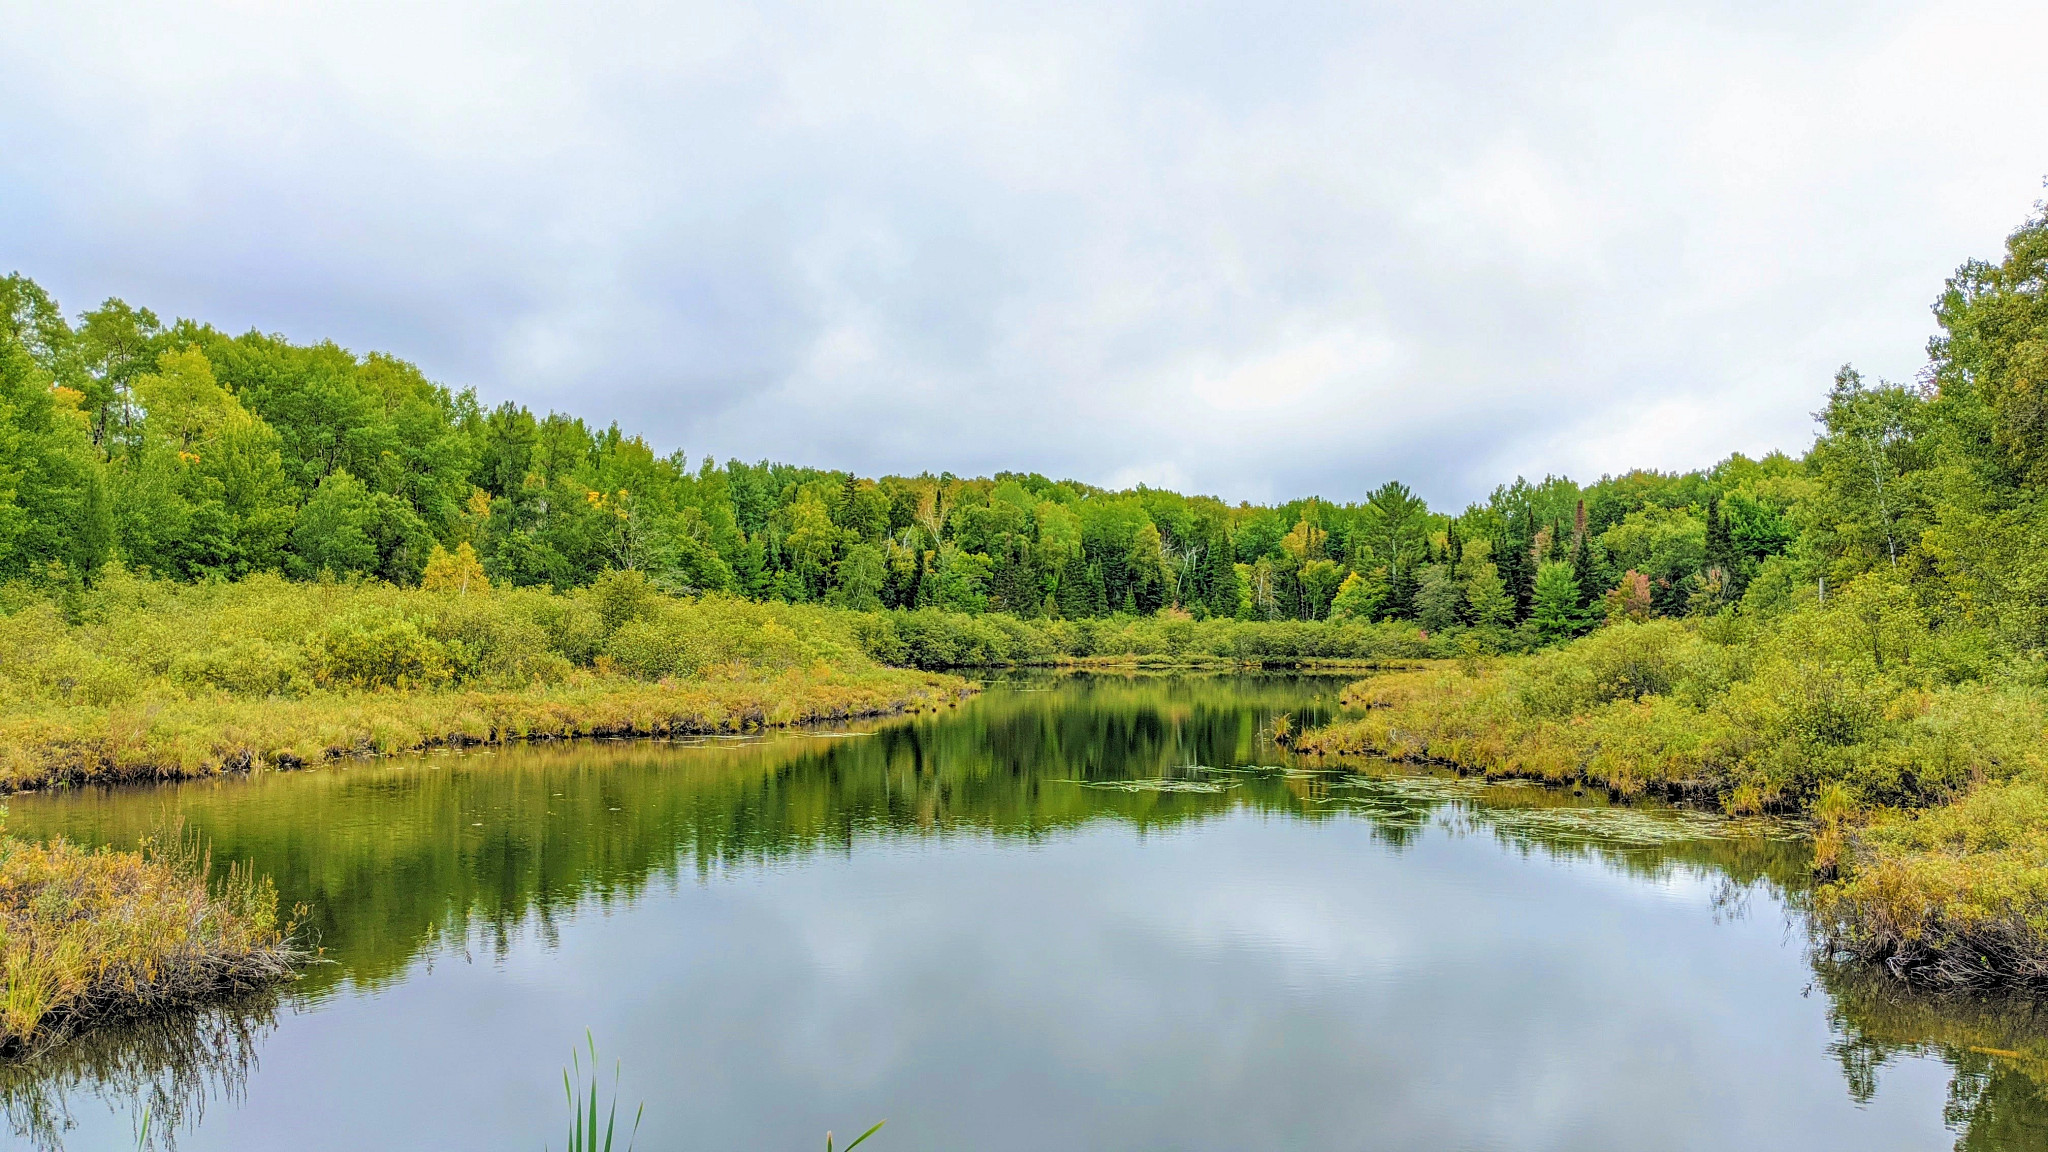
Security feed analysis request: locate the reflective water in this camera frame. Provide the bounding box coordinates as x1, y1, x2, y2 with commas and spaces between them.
3, 673, 2044, 1150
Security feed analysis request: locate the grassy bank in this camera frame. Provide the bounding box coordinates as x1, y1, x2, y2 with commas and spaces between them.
0, 569, 968, 792
859, 607, 1433, 669
1294, 597, 2048, 990
0, 823, 302, 1057
0, 568, 1440, 791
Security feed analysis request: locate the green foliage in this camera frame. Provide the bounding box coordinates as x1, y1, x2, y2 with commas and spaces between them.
826, 1120, 886, 1152
114, 348, 296, 580
0, 287, 111, 582
9, 202, 2048, 987
1528, 561, 1581, 642
554, 1032, 642, 1152
0, 823, 300, 1053
1328, 569, 1386, 622
0, 272, 1829, 642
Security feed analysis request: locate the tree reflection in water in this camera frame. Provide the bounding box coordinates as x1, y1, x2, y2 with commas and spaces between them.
0, 990, 279, 1151
5, 673, 2048, 1150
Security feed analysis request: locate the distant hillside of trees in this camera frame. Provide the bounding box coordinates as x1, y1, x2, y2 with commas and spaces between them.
18, 191, 2034, 648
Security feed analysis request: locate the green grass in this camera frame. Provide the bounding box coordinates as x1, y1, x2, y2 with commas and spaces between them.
1295, 593, 2048, 990
556, 1032, 642, 1152
547, 1032, 880, 1152
0, 567, 1441, 792
0, 569, 968, 791
0, 821, 303, 1056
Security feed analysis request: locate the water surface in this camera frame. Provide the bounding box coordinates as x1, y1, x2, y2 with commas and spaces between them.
4, 673, 2044, 1150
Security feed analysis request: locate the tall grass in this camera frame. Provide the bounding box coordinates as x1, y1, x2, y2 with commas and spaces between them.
0, 818, 303, 1056
556, 1032, 641, 1152
0, 567, 1430, 791
1296, 592, 2048, 989
827, 1120, 886, 1151
0, 569, 967, 790
545, 1033, 881, 1152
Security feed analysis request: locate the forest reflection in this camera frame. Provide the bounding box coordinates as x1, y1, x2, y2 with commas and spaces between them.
7, 673, 2045, 1151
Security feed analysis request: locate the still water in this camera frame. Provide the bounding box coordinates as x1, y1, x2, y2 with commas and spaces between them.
4, 673, 2046, 1150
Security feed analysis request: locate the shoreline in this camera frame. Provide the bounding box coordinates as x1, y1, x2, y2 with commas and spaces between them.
1295, 659, 2048, 994
0, 669, 975, 795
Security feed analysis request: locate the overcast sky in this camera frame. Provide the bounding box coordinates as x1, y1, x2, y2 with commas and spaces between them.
3, 1, 2044, 508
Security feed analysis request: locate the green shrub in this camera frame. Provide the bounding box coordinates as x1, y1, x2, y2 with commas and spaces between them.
306, 613, 454, 691
170, 638, 311, 698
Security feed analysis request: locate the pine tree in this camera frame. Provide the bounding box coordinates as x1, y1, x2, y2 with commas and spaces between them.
1703, 494, 1736, 576
1495, 533, 1534, 623
1203, 521, 1237, 617
1057, 551, 1092, 618
1570, 535, 1603, 621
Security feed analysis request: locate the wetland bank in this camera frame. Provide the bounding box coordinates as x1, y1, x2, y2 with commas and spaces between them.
4, 673, 2046, 1151
6, 195, 2048, 1151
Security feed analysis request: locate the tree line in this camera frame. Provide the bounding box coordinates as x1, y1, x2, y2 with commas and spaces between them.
17, 192, 2046, 655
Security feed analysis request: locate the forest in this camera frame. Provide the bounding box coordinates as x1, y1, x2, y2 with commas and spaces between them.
1, 266, 1804, 640
4, 201, 2048, 1000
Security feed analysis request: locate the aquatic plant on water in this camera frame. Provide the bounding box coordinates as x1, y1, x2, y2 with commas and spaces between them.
549, 1033, 882, 1152
555, 1032, 642, 1152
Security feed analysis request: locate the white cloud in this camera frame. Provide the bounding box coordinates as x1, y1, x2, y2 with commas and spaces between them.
2, 0, 2043, 507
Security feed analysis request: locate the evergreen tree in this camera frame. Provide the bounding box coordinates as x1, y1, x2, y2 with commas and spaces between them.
1703, 494, 1737, 578
1202, 521, 1237, 617
1385, 562, 1420, 621
1496, 534, 1535, 623
1057, 552, 1092, 619
1570, 535, 1602, 617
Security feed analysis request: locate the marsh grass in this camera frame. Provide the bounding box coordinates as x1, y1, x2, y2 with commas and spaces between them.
0, 819, 304, 1058
0, 570, 968, 792
0, 568, 1431, 792
555, 1032, 641, 1152
547, 1033, 881, 1152
1297, 612, 2048, 989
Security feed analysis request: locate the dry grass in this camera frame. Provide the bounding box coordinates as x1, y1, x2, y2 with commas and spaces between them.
1296, 614, 2048, 991
0, 824, 303, 1057
0, 666, 967, 792
0, 570, 974, 791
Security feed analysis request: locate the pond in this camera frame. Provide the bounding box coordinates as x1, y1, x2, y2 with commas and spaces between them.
3, 673, 2045, 1150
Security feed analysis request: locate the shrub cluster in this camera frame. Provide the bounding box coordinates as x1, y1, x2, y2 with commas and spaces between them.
1297, 571, 2048, 987
0, 568, 967, 790
855, 609, 1433, 669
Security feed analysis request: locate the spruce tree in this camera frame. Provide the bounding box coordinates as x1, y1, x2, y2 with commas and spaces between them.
1570, 536, 1603, 625
1703, 494, 1736, 577
1057, 552, 1091, 619
1387, 562, 1420, 620
1203, 522, 1238, 617
1496, 533, 1534, 623
1086, 564, 1108, 615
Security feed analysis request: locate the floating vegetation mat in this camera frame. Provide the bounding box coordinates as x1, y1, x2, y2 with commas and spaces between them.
1070, 779, 1238, 794
1202, 764, 1326, 781
1058, 764, 1803, 846
1313, 773, 1805, 846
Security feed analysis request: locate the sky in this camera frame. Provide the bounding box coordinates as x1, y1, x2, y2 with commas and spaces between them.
2, 0, 2045, 509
